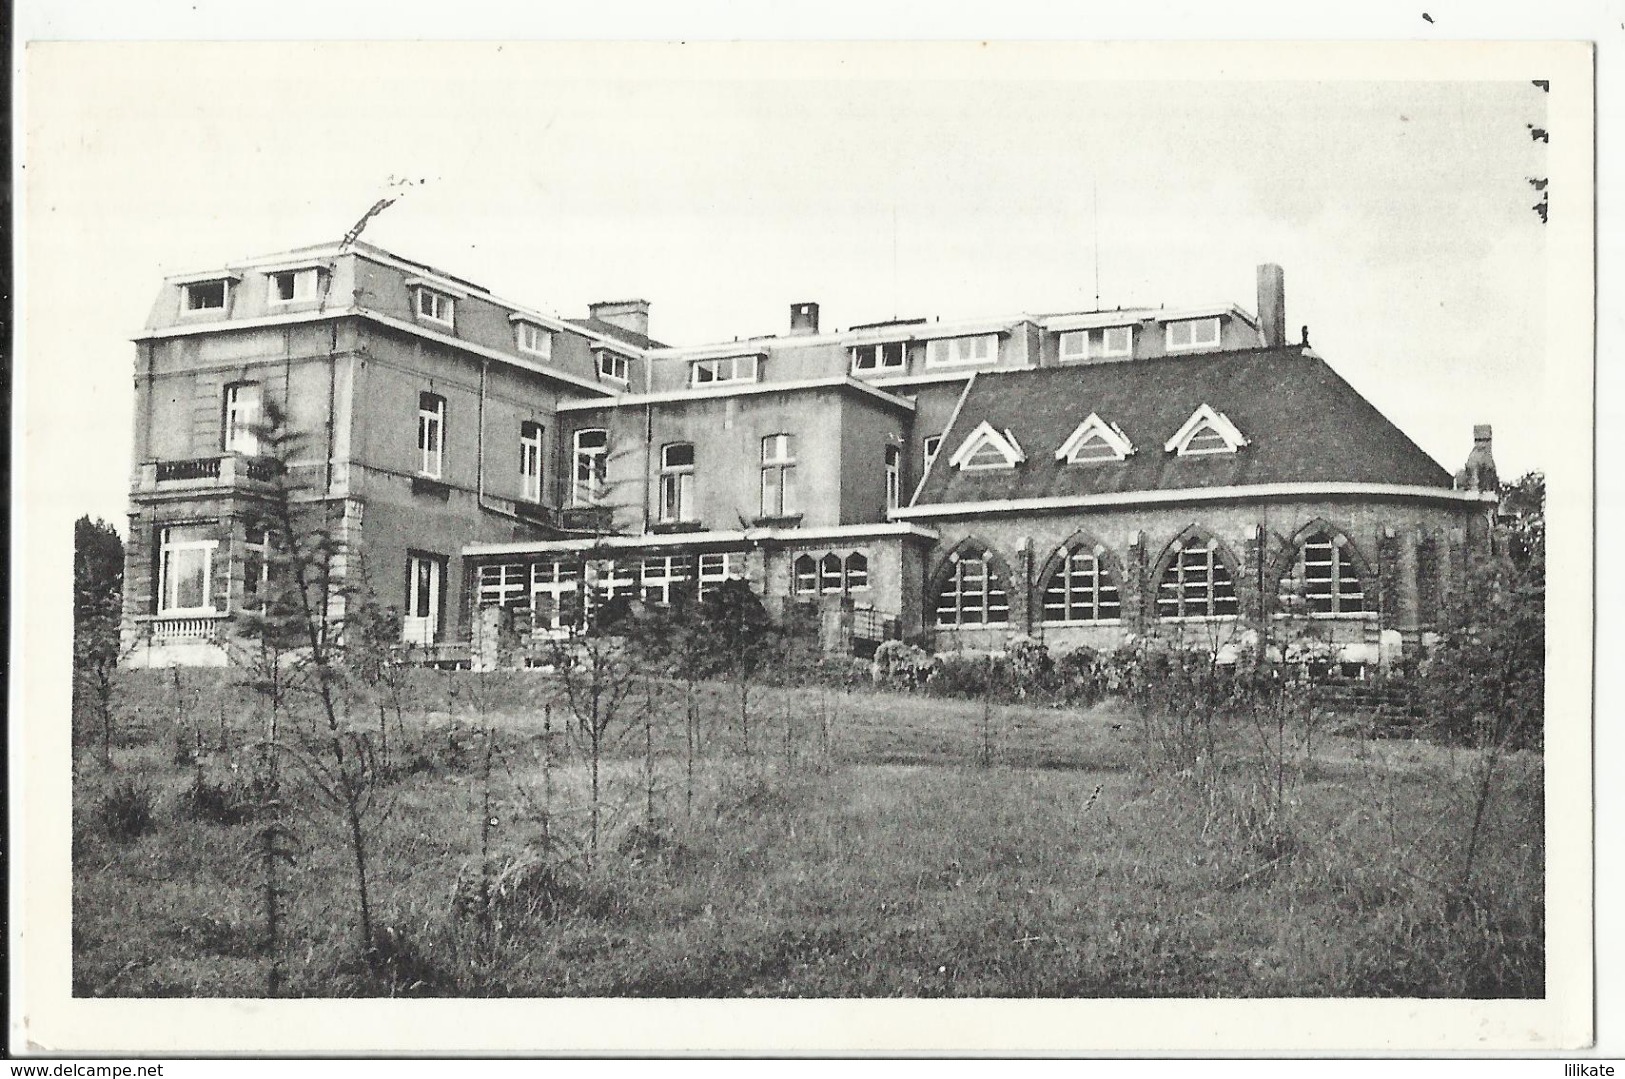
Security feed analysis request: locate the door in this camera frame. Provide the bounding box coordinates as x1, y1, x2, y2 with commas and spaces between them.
404, 554, 441, 645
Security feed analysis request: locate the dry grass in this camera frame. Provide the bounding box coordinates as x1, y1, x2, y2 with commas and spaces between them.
72, 671, 1543, 998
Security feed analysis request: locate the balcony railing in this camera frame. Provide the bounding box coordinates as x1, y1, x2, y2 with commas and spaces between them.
141, 455, 277, 492
143, 614, 224, 642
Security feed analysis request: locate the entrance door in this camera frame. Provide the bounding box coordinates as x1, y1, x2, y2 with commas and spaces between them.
404, 554, 441, 645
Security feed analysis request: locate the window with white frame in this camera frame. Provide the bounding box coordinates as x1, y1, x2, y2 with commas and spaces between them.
417, 393, 445, 478
403, 553, 443, 644
158, 524, 217, 614
793, 554, 818, 595
819, 554, 843, 594
947, 420, 1025, 472
529, 559, 582, 631
590, 559, 638, 607
572, 428, 608, 505
477, 562, 529, 608
223, 382, 263, 456
844, 552, 869, 591
516, 321, 553, 360
932, 552, 1009, 625
268, 268, 319, 305
691, 355, 759, 386
760, 434, 797, 518
1041, 545, 1121, 624
1059, 325, 1134, 362
1165, 403, 1249, 457
659, 442, 696, 522
1156, 536, 1239, 619
414, 287, 455, 329
241, 526, 271, 610
851, 341, 906, 372
923, 435, 943, 474
1283, 530, 1366, 616
183, 280, 229, 313
519, 421, 544, 502
1164, 317, 1221, 352
1055, 413, 1135, 464
640, 555, 695, 606
925, 333, 997, 368
597, 351, 630, 383
791, 551, 870, 595
697, 551, 744, 596
884, 445, 901, 510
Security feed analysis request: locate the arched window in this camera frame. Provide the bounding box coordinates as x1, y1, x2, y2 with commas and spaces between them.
1041, 544, 1121, 624
933, 551, 1010, 625
819, 554, 844, 594
1284, 529, 1365, 615
844, 552, 869, 591
793, 554, 818, 595
1156, 534, 1238, 619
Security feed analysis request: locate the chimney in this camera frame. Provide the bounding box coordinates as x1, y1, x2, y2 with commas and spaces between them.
1257, 263, 1286, 348
588, 299, 650, 340
789, 301, 820, 336
1454, 424, 1499, 493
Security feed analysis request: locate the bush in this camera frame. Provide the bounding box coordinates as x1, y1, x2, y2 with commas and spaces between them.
871, 640, 934, 690
96, 779, 157, 842
175, 772, 256, 826
925, 652, 1001, 699
1003, 636, 1054, 697
1055, 647, 1109, 705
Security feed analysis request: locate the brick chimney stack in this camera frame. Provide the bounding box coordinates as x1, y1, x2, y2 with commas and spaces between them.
1257, 263, 1286, 348
789, 302, 820, 336
1454, 424, 1499, 492
588, 299, 651, 340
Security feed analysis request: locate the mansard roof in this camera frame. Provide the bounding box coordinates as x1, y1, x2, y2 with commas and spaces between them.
911, 345, 1452, 507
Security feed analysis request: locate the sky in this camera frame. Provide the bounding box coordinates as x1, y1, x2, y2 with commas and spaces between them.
23, 42, 1559, 533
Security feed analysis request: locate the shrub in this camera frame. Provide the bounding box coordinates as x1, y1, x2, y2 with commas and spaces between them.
925, 652, 1001, 699
1003, 636, 1054, 696
96, 779, 157, 842
175, 772, 256, 826
871, 640, 934, 690
1055, 646, 1109, 705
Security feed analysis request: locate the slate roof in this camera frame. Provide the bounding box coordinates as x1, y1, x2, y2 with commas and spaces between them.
912, 346, 1452, 507
566, 317, 667, 351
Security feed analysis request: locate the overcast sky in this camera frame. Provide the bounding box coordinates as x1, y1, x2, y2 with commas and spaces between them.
25, 42, 1555, 531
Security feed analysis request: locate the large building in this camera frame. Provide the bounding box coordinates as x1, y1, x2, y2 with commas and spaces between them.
121, 241, 1500, 668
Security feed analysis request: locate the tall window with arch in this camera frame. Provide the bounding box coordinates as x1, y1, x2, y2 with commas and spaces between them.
1156, 534, 1239, 619
1283, 529, 1366, 616
659, 442, 696, 522
932, 550, 1010, 625
1040, 542, 1121, 624
572, 428, 608, 505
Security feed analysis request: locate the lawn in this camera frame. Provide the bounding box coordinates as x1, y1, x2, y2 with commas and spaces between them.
71, 669, 1544, 998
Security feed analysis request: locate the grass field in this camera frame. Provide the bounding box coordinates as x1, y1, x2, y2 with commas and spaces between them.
72, 670, 1544, 998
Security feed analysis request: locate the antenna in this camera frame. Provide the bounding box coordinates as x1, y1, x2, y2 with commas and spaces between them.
891, 205, 899, 319
1092, 175, 1101, 310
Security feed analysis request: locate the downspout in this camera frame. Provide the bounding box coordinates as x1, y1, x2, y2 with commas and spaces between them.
474, 358, 546, 530
325, 325, 338, 494
643, 402, 654, 533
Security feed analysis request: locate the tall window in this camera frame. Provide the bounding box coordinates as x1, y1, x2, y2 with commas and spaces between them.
819, 554, 844, 594
516, 321, 552, 359
573, 428, 608, 505
851, 341, 906, 372
158, 524, 217, 614
1285, 530, 1366, 616
923, 435, 942, 474
844, 552, 869, 591
269, 268, 319, 304
933, 553, 1009, 625
793, 554, 818, 594
241, 527, 271, 610
659, 442, 696, 522
417, 393, 445, 478
403, 553, 442, 644
519, 421, 544, 503
415, 287, 455, 329
884, 445, 901, 510
223, 382, 262, 455
760, 434, 797, 518
1156, 536, 1239, 619
1041, 546, 1121, 624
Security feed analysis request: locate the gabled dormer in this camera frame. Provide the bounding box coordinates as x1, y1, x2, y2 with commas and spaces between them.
1165, 403, 1249, 457
1055, 412, 1135, 464
948, 420, 1026, 472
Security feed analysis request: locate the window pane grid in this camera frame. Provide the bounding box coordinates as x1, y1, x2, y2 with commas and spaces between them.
933, 556, 1009, 625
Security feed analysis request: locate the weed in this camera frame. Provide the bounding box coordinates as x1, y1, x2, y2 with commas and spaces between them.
95, 779, 157, 842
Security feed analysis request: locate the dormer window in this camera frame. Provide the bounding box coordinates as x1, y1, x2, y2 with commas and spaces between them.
1166, 403, 1249, 457
691, 354, 759, 386
183, 280, 229, 313
515, 321, 553, 360
851, 342, 906, 372
1055, 413, 1135, 464
925, 333, 997, 368
414, 286, 455, 329
1165, 317, 1221, 352
1059, 326, 1133, 362
597, 350, 631, 383
268, 268, 320, 305
948, 420, 1025, 472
